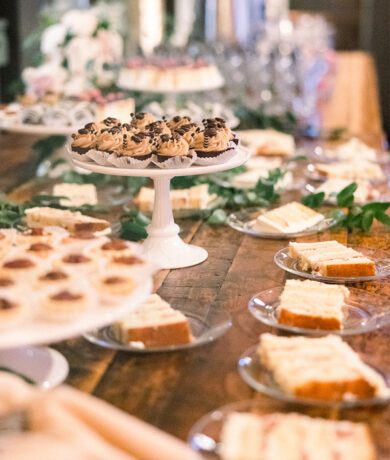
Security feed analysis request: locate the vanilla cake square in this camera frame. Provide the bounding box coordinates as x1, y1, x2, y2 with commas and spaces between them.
288, 241, 376, 277
114, 294, 192, 348
220, 412, 377, 460
254, 202, 324, 234
278, 279, 349, 330
258, 334, 389, 401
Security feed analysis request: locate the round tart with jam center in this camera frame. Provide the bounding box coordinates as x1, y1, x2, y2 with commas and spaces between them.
41, 288, 91, 322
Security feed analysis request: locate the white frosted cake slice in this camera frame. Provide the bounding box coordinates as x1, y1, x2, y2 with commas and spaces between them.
25, 207, 110, 233
258, 333, 389, 401
278, 279, 349, 330
289, 240, 376, 277
315, 161, 384, 182
220, 412, 377, 460
254, 202, 324, 234
325, 137, 378, 162
113, 294, 192, 348
53, 183, 98, 207
315, 178, 379, 204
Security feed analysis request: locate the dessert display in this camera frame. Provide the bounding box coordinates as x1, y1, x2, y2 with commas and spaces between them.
289, 240, 376, 277
118, 57, 224, 92
69, 112, 239, 168
253, 202, 324, 234
220, 412, 377, 460
313, 160, 385, 182
258, 333, 389, 401
52, 183, 98, 207
314, 178, 380, 204
135, 184, 217, 213
277, 279, 349, 330
237, 129, 295, 157
25, 207, 110, 233
113, 294, 193, 348
0, 225, 154, 334
322, 137, 379, 162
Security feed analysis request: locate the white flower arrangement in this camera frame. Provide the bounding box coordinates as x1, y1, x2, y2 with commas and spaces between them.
23, 9, 124, 98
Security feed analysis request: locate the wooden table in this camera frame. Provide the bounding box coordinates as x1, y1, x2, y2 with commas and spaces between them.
1, 52, 389, 458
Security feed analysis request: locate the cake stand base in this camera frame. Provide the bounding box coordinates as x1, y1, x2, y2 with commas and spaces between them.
143, 234, 208, 269
0, 346, 69, 389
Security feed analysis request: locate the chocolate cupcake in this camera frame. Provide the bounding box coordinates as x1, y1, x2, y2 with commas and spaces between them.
108, 131, 154, 169
144, 120, 171, 136
71, 128, 97, 155
154, 132, 195, 168
130, 112, 156, 130
174, 123, 201, 144
167, 115, 191, 131
95, 126, 123, 154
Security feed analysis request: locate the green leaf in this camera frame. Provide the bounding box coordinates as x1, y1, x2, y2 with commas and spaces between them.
207, 209, 227, 225
361, 210, 375, 232
376, 211, 390, 226
362, 202, 390, 213
301, 192, 325, 209
120, 221, 148, 241
336, 183, 357, 207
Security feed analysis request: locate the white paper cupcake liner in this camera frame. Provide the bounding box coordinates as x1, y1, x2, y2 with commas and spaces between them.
86, 149, 113, 166
108, 153, 153, 169
67, 146, 93, 164
194, 147, 237, 166
152, 151, 197, 169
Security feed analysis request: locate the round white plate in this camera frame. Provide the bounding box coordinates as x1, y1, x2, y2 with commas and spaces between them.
72, 146, 250, 178
238, 346, 390, 408
227, 207, 337, 239
0, 346, 68, 389
248, 286, 390, 335
0, 277, 153, 349
84, 307, 232, 353
274, 246, 390, 283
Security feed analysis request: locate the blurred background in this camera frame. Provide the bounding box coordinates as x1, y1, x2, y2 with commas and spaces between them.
0, 0, 388, 138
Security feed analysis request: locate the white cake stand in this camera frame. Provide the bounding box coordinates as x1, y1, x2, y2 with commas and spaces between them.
73, 147, 249, 269
0, 276, 153, 388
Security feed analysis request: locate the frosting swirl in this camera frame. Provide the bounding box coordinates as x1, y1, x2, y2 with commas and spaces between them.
145, 120, 171, 136
130, 112, 155, 130
120, 132, 154, 157
96, 126, 123, 153
71, 128, 96, 151
175, 123, 200, 144
191, 127, 231, 152
167, 115, 191, 131
157, 133, 190, 157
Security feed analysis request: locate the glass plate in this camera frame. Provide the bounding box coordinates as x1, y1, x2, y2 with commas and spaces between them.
274, 246, 390, 283
238, 346, 390, 408
188, 399, 387, 460
248, 286, 390, 336
83, 307, 231, 353
227, 207, 337, 239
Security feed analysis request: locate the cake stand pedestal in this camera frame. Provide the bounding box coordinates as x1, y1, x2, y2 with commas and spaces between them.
73, 147, 249, 269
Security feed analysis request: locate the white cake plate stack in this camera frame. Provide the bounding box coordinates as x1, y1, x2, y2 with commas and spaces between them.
73, 147, 249, 270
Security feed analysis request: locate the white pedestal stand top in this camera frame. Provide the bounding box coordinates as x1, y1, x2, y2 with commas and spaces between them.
73, 147, 250, 269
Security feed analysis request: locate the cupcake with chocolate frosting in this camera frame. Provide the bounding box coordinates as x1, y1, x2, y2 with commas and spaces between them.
154, 132, 195, 168
87, 126, 123, 165
130, 112, 155, 130
145, 120, 171, 136
109, 131, 154, 168
70, 128, 97, 155
191, 117, 238, 165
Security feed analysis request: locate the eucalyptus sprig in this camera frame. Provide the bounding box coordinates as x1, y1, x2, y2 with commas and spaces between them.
119, 208, 150, 242
302, 182, 390, 233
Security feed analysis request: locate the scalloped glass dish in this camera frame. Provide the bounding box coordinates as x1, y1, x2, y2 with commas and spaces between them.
274, 246, 390, 283
227, 207, 337, 239
248, 286, 390, 336
238, 346, 390, 408
188, 399, 387, 460
83, 306, 231, 353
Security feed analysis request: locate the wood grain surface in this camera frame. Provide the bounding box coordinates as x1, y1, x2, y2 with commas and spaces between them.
1, 51, 389, 459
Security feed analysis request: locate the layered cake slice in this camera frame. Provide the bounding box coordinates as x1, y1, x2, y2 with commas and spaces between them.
254, 202, 324, 234
238, 129, 295, 157
220, 412, 377, 460
258, 334, 389, 401
114, 294, 192, 348
25, 207, 110, 233
278, 279, 349, 330
289, 241, 376, 277
315, 161, 384, 182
